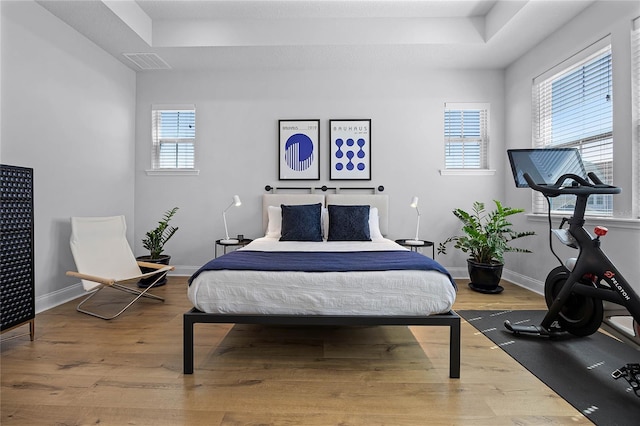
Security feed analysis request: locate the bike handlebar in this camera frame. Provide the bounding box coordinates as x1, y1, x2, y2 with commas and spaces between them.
523, 172, 621, 196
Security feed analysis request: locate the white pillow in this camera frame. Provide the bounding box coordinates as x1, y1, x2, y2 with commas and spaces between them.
265, 205, 282, 238
369, 207, 384, 240
322, 207, 329, 240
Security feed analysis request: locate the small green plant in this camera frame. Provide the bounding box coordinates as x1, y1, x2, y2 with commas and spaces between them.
142, 207, 179, 259
437, 200, 535, 265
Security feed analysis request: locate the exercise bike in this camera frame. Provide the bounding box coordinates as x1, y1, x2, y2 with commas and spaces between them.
505, 148, 640, 341
505, 148, 640, 392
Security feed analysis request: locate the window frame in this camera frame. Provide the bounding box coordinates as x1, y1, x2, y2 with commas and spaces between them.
441, 102, 494, 175
146, 104, 199, 176
632, 17, 640, 218
531, 38, 613, 217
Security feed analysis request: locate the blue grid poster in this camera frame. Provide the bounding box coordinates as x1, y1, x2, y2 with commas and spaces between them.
330, 119, 371, 180
279, 119, 320, 180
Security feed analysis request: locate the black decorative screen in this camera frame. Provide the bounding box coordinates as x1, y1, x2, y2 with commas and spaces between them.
1, 165, 35, 332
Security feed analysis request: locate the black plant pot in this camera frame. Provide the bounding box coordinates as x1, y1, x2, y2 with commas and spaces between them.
136, 255, 170, 288
467, 259, 504, 294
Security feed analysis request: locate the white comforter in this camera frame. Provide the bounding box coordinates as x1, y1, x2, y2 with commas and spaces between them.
187, 237, 456, 316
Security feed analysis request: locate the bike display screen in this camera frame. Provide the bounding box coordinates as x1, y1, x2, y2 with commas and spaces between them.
507, 148, 587, 188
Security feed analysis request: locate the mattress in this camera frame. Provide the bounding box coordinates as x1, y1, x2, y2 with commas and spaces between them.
188, 237, 456, 316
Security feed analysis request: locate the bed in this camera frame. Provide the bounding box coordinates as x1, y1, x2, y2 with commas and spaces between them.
184, 193, 460, 378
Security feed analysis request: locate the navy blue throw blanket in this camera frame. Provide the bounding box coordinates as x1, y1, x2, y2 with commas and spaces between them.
189, 250, 456, 289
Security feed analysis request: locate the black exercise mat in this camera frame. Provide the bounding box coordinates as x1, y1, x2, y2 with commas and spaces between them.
459, 310, 640, 425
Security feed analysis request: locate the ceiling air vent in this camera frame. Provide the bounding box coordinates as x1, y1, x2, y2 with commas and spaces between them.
123, 53, 171, 70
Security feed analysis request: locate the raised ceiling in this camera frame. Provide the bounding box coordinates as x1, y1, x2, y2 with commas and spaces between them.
36, 0, 595, 71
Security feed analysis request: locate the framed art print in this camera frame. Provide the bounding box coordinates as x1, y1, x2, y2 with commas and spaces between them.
279, 119, 320, 180
330, 119, 371, 180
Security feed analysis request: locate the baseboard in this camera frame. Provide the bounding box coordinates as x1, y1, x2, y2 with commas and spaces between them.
135, 264, 548, 296
36, 268, 196, 313
446, 266, 468, 280
443, 265, 544, 296
171, 265, 198, 276
36, 265, 544, 313
501, 269, 544, 295
35, 282, 85, 314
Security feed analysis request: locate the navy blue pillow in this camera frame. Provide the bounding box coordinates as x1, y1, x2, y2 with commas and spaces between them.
279, 203, 323, 242
327, 205, 371, 241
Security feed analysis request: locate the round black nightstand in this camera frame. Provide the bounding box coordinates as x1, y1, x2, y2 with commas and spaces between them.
215, 238, 253, 258
394, 239, 435, 258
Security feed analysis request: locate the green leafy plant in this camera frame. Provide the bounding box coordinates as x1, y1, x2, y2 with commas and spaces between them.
437, 200, 535, 265
142, 207, 179, 259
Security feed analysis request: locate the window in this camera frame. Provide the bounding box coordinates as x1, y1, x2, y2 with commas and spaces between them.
444, 103, 489, 170
633, 17, 640, 218
151, 105, 196, 171
532, 39, 612, 216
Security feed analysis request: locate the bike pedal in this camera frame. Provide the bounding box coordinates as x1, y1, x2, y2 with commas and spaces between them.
612, 363, 640, 397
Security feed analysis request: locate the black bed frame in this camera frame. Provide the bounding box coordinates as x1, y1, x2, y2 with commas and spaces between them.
183, 308, 461, 378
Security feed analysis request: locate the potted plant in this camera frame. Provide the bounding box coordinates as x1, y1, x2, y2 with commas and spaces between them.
437, 200, 535, 294
137, 207, 179, 288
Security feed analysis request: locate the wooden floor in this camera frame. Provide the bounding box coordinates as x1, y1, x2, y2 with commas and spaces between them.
1, 277, 593, 425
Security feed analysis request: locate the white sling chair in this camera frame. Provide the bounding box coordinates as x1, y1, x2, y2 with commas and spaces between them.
66, 215, 173, 320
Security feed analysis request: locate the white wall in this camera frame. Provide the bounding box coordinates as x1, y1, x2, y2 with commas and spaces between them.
1, 1, 137, 310
504, 0, 640, 293
8, 0, 638, 308
135, 68, 505, 275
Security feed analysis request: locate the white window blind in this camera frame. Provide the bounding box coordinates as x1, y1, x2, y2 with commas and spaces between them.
532, 41, 613, 216
633, 17, 640, 218
444, 103, 489, 169
151, 106, 195, 170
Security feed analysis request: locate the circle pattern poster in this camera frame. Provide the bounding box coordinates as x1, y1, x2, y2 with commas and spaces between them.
330, 119, 371, 180
278, 119, 320, 180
